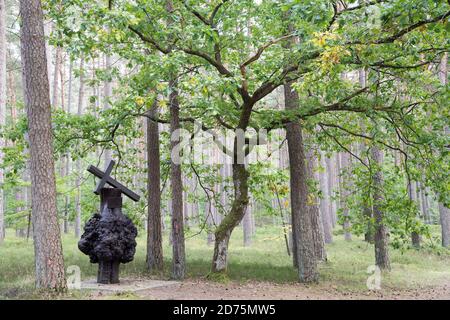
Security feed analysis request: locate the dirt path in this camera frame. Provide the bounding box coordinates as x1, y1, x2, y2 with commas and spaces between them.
125, 279, 450, 300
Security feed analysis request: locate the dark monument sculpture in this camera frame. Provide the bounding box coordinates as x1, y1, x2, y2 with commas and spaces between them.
78, 160, 140, 284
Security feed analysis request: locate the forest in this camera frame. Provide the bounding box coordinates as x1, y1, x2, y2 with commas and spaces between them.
0, 0, 449, 301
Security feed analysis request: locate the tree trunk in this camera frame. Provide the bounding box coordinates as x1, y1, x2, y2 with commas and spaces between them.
103, 54, 112, 165
439, 53, 449, 246
0, 0, 6, 244
419, 184, 430, 224
284, 80, 319, 282
166, 0, 185, 280
307, 151, 326, 261
169, 78, 185, 279
146, 102, 163, 272
319, 154, 333, 243
371, 147, 390, 270
74, 57, 84, 238
439, 203, 450, 247
339, 152, 352, 241
206, 201, 215, 245
212, 163, 249, 273
325, 156, 337, 227
408, 180, 421, 248
19, 0, 66, 291
51, 47, 61, 108
243, 208, 253, 247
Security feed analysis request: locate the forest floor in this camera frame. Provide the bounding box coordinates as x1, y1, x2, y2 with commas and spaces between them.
1, 225, 450, 300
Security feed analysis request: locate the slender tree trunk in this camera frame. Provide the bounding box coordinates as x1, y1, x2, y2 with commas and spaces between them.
284, 80, 318, 282
243, 208, 253, 247
51, 47, 61, 107
438, 53, 450, 246
166, 0, 185, 280
408, 180, 421, 248
319, 154, 333, 243
74, 57, 84, 238
103, 54, 112, 165
146, 102, 163, 272
339, 152, 352, 241
325, 156, 337, 227
64, 57, 72, 235
19, 0, 66, 290
206, 200, 215, 245
169, 79, 185, 279
419, 184, 430, 224
371, 147, 390, 270
307, 151, 326, 261
358, 69, 374, 243
0, 0, 6, 244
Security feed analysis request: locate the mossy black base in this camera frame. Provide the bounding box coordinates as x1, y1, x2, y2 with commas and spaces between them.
78, 188, 138, 285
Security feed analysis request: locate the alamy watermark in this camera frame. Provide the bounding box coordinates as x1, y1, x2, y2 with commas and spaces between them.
366, 265, 382, 290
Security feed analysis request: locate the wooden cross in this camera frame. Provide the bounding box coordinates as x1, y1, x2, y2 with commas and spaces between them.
87, 160, 140, 202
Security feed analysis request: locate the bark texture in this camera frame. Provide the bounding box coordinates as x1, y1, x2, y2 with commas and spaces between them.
243, 209, 253, 247
212, 163, 249, 273
74, 57, 84, 238
319, 155, 333, 243
339, 152, 352, 241
284, 81, 318, 282
371, 147, 390, 270
408, 181, 421, 248
146, 103, 163, 272
439, 53, 450, 247
167, 0, 185, 280
20, 0, 66, 290
307, 151, 326, 261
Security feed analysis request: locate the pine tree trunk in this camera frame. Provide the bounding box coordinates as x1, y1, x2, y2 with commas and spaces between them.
339, 152, 352, 241
319, 155, 333, 243
74, 57, 84, 238
19, 0, 66, 291
408, 181, 421, 248
307, 151, 326, 261
325, 156, 337, 227
146, 103, 163, 272
0, 0, 6, 244
166, 0, 185, 280
438, 53, 449, 246
284, 80, 318, 282
243, 208, 253, 247
103, 54, 112, 165
169, 77, 185, 279
371, 147, 390, 270
51, 47, 61, 107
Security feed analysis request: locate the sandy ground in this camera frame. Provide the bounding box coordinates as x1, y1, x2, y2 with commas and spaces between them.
89, 279, 450, 300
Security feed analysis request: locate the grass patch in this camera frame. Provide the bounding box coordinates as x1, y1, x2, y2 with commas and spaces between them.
1, 225, 450, 299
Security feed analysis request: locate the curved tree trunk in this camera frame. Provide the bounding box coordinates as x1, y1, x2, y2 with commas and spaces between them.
212, 163, 249, 273
19, 0, 66, 291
